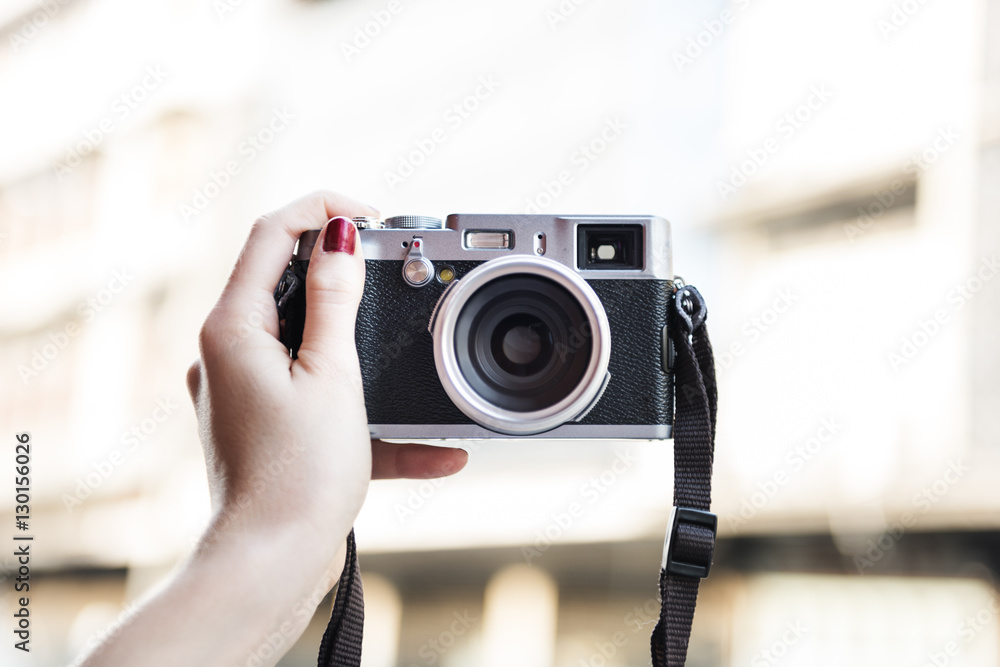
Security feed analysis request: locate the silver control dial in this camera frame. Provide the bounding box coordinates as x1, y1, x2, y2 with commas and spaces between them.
385, 215, 444, 230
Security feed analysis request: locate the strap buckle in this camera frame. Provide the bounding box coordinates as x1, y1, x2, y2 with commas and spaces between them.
660, 506, 718, 578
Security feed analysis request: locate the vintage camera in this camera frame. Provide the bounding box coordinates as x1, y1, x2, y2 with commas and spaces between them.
275, 214, 676, 439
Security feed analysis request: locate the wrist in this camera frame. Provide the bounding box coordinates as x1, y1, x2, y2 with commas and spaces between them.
207, 472, 365, 554
190, 513, 350, 639
204, 498, 351, 566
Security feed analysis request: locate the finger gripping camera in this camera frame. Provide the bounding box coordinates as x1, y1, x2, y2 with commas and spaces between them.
275, 214, 675, 439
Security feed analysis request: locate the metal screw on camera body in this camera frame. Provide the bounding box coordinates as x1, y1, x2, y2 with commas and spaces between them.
681, 290, 695, 315
533, 231, 546, 256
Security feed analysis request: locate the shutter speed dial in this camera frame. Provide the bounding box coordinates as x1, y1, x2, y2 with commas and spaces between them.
385, 216, 444, 230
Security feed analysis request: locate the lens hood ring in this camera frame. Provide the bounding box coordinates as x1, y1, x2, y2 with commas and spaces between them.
431, 255, 611, 435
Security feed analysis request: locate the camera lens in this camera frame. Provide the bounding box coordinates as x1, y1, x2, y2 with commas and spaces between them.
431, 255, 611, 435
454, 275, 593, 412
494, 314, 549, 372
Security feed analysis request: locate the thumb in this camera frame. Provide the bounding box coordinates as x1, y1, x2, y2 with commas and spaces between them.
297, 216, 366, 363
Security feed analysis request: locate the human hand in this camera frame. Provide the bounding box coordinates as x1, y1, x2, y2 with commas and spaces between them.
187, 191, 469, 552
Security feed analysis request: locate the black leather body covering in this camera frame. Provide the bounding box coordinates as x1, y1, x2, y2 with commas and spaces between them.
275, 259, 673, 428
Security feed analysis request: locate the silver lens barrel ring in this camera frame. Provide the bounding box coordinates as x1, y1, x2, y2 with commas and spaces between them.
430, 255, 612, 435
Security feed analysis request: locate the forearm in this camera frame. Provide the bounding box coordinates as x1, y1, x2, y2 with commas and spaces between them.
76, 516, 349, 667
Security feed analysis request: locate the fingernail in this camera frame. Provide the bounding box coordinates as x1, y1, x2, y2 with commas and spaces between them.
322, 216, 356, 254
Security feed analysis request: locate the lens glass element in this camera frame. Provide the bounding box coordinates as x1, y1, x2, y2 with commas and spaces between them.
492, 314, 552, 375
454, 275, 593, 412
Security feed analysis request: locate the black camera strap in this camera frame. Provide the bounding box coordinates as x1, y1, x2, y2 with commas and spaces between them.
651, 284, 718, 667
316, 529, 365, 667
276, 269, 718, 667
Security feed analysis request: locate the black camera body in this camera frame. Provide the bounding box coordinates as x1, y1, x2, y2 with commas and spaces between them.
275, 214, 675, 439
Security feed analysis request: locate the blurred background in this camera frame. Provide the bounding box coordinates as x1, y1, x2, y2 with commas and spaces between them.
1, 0, 999, 665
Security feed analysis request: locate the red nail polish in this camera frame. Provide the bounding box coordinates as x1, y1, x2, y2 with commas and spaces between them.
323, 216, 356, 254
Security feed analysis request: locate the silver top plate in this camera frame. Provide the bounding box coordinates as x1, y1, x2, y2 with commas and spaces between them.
294, 214, 672, 281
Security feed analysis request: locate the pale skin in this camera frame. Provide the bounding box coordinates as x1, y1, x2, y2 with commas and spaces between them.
75, 192, 469, 666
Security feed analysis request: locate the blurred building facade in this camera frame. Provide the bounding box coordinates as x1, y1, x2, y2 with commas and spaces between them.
0, 0, 998, 665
